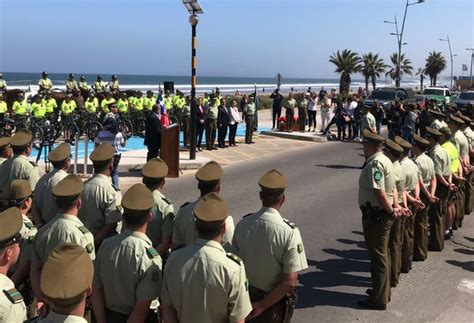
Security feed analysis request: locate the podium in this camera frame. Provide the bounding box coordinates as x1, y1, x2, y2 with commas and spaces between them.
160, 123, 180, 178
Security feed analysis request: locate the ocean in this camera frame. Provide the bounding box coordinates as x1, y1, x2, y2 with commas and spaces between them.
2, 72, 420, 94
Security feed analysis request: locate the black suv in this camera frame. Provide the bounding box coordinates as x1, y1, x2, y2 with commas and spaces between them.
363, 87, 416, 109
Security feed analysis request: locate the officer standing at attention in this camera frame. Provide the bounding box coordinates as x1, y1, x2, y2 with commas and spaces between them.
425, 127, 452, 251
283, 93, 297, 132
141, 158, 175, 257
61, 94, 77, 117
30, 175, 95, 306
79, 144, 122, 248
8, 180, 37, 287
30, 95, 47, 120
0, 137, 12, 166
161, 192, 252, 323
0, 207, 27, 322
38, 71, 53, 94
205, 98, 219, 150
357, 129, 401, 310
92, 184, 162, 323
243, 95, 256, 144
32, 143, 70, 226
411, 134, 438, 261
0, 130, 40, 199
362, 104, 377, 133
382, 139, 405, 290
35, 243, 93, 323
233, 169, 308, 321
173, 161, 235, 251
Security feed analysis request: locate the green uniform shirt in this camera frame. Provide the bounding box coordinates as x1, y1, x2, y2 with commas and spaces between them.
19, 214, 37, 264
146, 190, 175, 248
172, 200, 234, 251
463, 127, 474, 149
31, 102, 47, 119
0, 101, 7, 114
428, 143, 451, 178
61, 100, 77, 116
94, 81, 106, 93
161, 239, 252, 323
95, 230, 162, 315
130, 97, 144, 111
12, 100, 28, 115
0, 155, 40, 199
85, 97, 99, 113
38, 78, 52, 90
400, 156, 419, 192
243, 103, 256, 116
79, 174, 122, 236
0, 274, 27, 322
442, 141, 460, 173
144, 96, 157, 110
392, 160, 405, 204
116, 99, 129, 113
66, 80, 79, 91
32, 213, 95, 267
79, 81, 89, 91
100, 98, 116, 113
454, 130, 469, 158
362, 112, 376, 132
206, 105, 219, 120
415, 152, 435, 188
34, 169, 68, 223
163, 96, 173, 111
232, 207, 308, 292
42, 98, 58, 114
109, 81, 119, 91
284, 98, 296, 111
358, 151, 395, 208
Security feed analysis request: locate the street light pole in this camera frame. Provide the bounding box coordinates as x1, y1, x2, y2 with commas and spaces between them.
440, 35, 456, 90
467, 48, 474, 88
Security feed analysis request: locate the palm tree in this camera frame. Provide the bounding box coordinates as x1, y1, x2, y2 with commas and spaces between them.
329, 50, 361, 95
385, 53, 413, 85
361, 53, 387, 92
424, 51, 447, 87
415, 68, 425, 91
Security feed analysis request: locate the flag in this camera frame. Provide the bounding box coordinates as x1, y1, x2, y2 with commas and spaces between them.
462, 64, 468, 72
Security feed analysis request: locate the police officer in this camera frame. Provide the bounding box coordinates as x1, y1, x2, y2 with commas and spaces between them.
459, 114, 473, 215
0, 73, 7, 92
79, 144, 122, 248
0, 137, 12, 166
205, 98, 219, 150
428, 110, 447, 130
161, 192, 252, 323
283, 93, 296, 132
108, 75, 120, 93
0, 207, 27, 322
173, 161, 235, 251
182, 96, 191, 148
298, 93, 309, 133
0, 130, 40, 199
233, 169, 308, 321
93, 75, 106, 94
357, 129, 402, 310
243, 95, 256, 144
362, 104, 377, 133
8, 180, 37, 288
382, 139, 405, 290
116, 92, 129, 114
425, 127, 453, 251
411, 134, 438, 261
32, 143, 70, 225
141, 158, 175, 257
42, 91, 58, 117
92, 183, 162, 323
12, 92, 28, 117
79, 75, 89, 94
0, 94, 6, 115
38, 71, 53, 93
61, 94, 77, 117
66, 73, 79, 94
30, 95, 46, 120
35, 243, 93, 322
85, 92, 99, 114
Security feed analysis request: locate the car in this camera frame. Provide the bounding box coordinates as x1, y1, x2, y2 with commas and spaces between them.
421, 87, 452, 105
455, 91, 474, 113
363, 87, 416, 110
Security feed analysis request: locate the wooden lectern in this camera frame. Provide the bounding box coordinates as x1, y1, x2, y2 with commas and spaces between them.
160, 123, 180, 178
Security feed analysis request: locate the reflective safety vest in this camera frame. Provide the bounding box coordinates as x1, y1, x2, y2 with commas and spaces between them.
116, 99, 128, 113
109, 81, 119, 91
85, 97, 99, 113
66, 80, 78, 91
79, 81, 89, 91
12, 100, 28, 115
94, 81, 105, 93
39, 78, 52, 89
101, 98, 116, 113
163, 96, 172, 111
31, 102, 47, 118
143, 96, 156, 110
42, 98, 58, 113
61, 100, 77, 116
442, 141, 460, 173
0, 101, 7, 113
0, 79, 7, 89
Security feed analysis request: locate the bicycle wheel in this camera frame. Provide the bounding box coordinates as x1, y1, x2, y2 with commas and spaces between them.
119, 120, 133, 139
63, 122, 79, 145
30, 125, 44, 150
134, 118, 146, 138
87, 121, 102, 141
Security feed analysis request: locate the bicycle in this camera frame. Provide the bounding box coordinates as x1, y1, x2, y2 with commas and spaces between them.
60, 114, 80, 145
76, 111, 103, 141
129, 109, 146, 138
115, 112, 134, 139
0, 114, 16, 137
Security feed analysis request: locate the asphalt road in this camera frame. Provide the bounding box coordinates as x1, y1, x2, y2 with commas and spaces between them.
151, 140, 474, 322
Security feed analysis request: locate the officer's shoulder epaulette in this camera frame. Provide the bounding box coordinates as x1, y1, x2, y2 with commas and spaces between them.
29, 161, 37, 167
112, 184, 119, 192
3, 288, 23, 304
283, 218, 296, 229
77, 226, 90, 234
162, 197, 172, 205
85, 243, 94, 254
243, 213, 253, 218
25, 221, 35, 230
180, 201, 190, 209
146, 247, 159, 259
226, 252, 242, 265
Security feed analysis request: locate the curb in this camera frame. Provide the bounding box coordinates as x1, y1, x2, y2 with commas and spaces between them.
261, 131, 328, 142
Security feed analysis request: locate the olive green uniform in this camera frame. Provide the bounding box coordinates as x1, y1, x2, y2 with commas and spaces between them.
94, 230, 162, 317
427, 143, 451, 251
389, 160, 404, 287
161, 239, 252, 323
172, 201, 234, 251
146, 190, 175, 248
362, 112, 376, 132
243, 103, 256, 143
19, 214, 37, 264
0, 274, 27, 322
454, 130, 469, 226
284, 98, 296, 131
0, 157, 7, 167
298, 99, 308, 132
32, 214, 95, 267
205, 105, 218, 149
400, 156, 420, 273
78, 174, 122, 237
33, 169, 68, 223
0, 155, 40, 199
358, 152, 395, 305
413, 152, 435, 261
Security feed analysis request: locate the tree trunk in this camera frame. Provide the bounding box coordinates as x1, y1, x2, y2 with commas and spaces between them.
365, 76, 369, 94
433, 74, 437, 87
371, 75, 377, 91
420, 74, 424, 92
340, 73, 351, 96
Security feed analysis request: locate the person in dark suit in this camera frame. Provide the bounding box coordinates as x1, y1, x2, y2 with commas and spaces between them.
144, 104, 163, 161
217, 98, 230, 148
196, 97, 206, 151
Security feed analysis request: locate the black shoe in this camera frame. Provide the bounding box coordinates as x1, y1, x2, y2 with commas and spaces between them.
250, 141, 255, 144
444, 233, 451, 240
357, 299, 386, 310
449, 229, 453, 236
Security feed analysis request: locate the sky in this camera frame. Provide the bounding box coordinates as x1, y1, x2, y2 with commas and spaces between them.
0, 0, 473, 79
